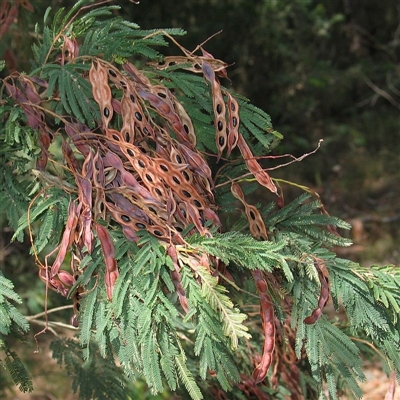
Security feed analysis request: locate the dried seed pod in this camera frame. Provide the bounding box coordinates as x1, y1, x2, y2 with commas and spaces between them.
61, 35, 79, 65
92, 151, 105, 188
202, 60, 227, 161
168, 245, 189, 313
123, 61, 152, 86
38, 268, 70, 297
304, 260, 330, 324
107, 196, 171, 242
95, 224, 119, 300
50, 201, 80, 278
177, 143, 213, 182
185, 202, 211, 236
89, 60, 113, 128
64, 121, 91, 157
58, 270, 75, 287
237, 134, 277, 194
172, 100, 197, 146
106, 201, 149, 230
19, 75, 41, 104
252, 270, 275, 384
76, 174, 94, 254
149, 55, 229, 75
105, 64, 129, 90
136, 86, 192, 146
62, 139, 80, 173
225, 91, 240, 157
120, 91, 139, 143
102, 150, 161, 204
4, 79, 44, 129
231, 183, 268, 241
36, 127, 53, 170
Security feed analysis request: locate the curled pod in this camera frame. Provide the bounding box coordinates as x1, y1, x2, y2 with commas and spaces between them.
237, 134, 277, 194
95, 224, 119, 300
50, 201, 81, 278
251, 270, 275, 384
178, 144, 213, 182
231, 182, 268, 240
168, 245, 189, 313
304, 260, 330, 325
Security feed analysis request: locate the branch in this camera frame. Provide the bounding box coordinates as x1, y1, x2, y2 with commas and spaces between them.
362, 75, 400, 110
26, 304, 74, 321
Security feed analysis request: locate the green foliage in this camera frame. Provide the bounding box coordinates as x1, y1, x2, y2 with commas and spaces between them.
1, 2, 400, 400
50, 338, 131, 400
0, 273, 32, 393
0, 274, 29, 336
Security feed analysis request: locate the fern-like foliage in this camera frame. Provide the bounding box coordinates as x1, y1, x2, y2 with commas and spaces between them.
50, 338, 132, 400
0, 273, 32, 393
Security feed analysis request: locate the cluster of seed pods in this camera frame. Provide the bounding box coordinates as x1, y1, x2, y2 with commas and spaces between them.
4, 37, 289, 378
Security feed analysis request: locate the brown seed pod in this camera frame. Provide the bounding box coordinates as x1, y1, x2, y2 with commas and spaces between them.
304, 259, 330, 325
202, 60, 227, 161
225, 91, 240, 157
237, 134, 277, 194
167, 245, 189, 313
251, 270, 275, 384
50, 201, 80, 278
89, 60, 113, 128
95, 223, 119, 300
61, 35, 79, 65
231, 182, 268, 241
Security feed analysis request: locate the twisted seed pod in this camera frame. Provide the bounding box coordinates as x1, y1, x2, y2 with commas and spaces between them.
50, 202, 80, 278
102, 150, 162, 205
168, 245, 189, 313
38, 268, 70, 297
77, 176, 94, 254
124, 83, 155, 139
64, 121, 91, 157
304, 260, 330, 324
95, 224, 119, 300
120, 91, 139, 144
237, 134, 277, 194
252, 270, 275, 384
177, 143, 213, 182
231, 183, 268, 241
137, 86, 192, 146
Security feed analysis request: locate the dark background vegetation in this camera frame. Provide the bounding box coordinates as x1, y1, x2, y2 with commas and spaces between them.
1, 0, 399, 398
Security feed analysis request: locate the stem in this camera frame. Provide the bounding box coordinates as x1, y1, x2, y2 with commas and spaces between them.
26, 304, 74, 321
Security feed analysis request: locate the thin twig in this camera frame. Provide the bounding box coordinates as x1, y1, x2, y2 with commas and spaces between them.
363, 75, 400, 109
26, 304, 74, 321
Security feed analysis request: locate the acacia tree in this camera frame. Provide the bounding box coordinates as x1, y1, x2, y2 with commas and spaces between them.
1, 2, 400, 399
